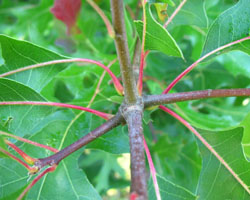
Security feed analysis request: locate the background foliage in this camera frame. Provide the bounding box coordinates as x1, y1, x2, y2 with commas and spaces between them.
0, 0, 250, 199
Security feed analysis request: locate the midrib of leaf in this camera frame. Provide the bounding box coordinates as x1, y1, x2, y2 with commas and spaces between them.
145, 30, 180, 55
62, 161, 79, 199
37, 173, 47, 200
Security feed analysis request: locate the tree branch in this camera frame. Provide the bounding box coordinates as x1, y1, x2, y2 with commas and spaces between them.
110, 1, 147, 199
144, 88, 250, 108
110, 0, 137, 104
36, 113, 123, 168
121, 101, 147, 199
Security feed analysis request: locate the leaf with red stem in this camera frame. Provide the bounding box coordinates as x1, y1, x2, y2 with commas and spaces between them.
159, 105, 250, 197
50, 0, 82, 35
17, 165, 57, 200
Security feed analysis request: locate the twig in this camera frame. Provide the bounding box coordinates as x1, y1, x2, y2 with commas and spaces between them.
144, 88, 250, 108
110, 0, 137, 104
36, 113, 123, 168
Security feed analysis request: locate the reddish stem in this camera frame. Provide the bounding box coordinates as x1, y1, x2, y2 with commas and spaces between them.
0, 101, 112, 120
87, 0, 115, 38
163, 36, 250, 94
0, 147, 34, 171
0, 130, 58, 153
17, 165, 57, 200
0, 58, 124, 95
88, 58, 117, 107
5, 140, 37, 165
159, 105, 250, 195
143, 136, 161, 200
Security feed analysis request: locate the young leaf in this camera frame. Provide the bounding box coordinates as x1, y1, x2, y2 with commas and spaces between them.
196, 127, 250, 199
50, 0, 82, 35
202, 0, 250, 55
134, 4, 184, 59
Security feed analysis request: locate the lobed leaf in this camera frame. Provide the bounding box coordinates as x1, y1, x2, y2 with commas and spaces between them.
196, 127, 250, 199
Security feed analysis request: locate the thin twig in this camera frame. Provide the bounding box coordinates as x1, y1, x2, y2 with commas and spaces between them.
36, 113, 123, 168
144, 88, 250, 108
110, 0, 137, 104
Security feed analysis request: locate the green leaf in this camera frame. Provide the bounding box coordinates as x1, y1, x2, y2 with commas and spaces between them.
134, 4, 184, 58
87, 126, 129, 154
79, 150, 127, 192
196, 127, 250, 199
0, 78, 53, 136
241, 114, 250, 158
0, 34, 67, 92
148, 174, 197, 199
202, 0, 250, 55
216, 51, 250, 78
167, 0, 208, 28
